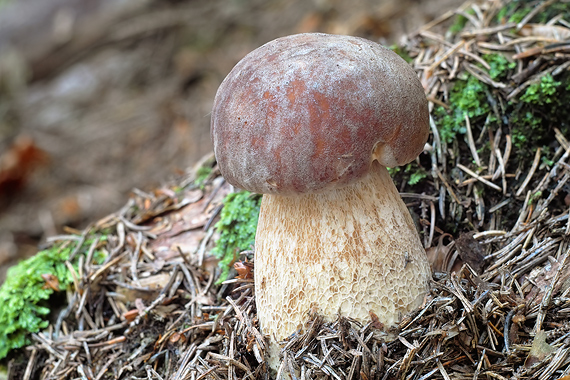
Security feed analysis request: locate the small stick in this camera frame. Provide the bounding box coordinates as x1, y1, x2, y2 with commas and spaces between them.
465, 114, 481, 167
23, 348, 38, 380
427, 40, 466, 74
462, 23, 516, 37
473, 230, 506, 239
435, 169, 462, 204
495, 148, 507, 194
513, 191, 532, 232
516, 148, 541, 197
516, 0, 558, 30
457, 164, 502, 191
488, 198, 510, 213
427, 201, 436, 248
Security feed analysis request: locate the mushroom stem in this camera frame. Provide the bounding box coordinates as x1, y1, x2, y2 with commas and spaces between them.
254, 161, 431, 369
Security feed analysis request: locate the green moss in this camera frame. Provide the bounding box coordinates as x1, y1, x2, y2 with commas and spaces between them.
194, 165, 213, 188
534, 1, 570, 23
212, 191, 261, 283
495, 0, 569, 24
0, 237, 106, 359
388, 162, 428, 186
434, 54, 516, 144
408, 171, 427, 186
507, 7, 531, 23
389, 45, 413, 64
511, 73, 569, 152
519, 74, 561, 106
434, 73, 491, 143
449, 14, 469, 34
433, 42, 570, 160
493, 0, 532, 24
484, 54, 516, 80
528, 190, 543, 205
191, 156, 216, 190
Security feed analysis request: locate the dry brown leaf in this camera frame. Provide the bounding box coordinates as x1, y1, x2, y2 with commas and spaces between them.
426, 234, 458, 272
138, 273, 172, 289
369, 311, 385, 330
154, 304, 178, 319
454, 232, 485, 274
41, 273, 60, 291
234, 260, 254, 280
524, 330, 554, 368
0, 135, 48, 197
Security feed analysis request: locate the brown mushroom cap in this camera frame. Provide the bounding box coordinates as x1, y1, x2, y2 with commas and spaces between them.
211, 33, 429, 195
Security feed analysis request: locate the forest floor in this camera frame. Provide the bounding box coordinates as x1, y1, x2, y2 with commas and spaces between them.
3, 0, 570, 379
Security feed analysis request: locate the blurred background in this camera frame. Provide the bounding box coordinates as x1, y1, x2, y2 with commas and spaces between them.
0, 0, 463, 280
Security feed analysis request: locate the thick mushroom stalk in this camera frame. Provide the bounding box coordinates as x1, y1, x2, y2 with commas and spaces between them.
255, 161, 430, 355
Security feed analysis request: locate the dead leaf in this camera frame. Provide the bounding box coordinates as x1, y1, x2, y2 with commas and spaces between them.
234, 260, 253, 279
169, 332, 186, 344
0, 135, 48, 197
138, 273, 172, 289
524, 257, 570, 307
135, 298, 145, 312
369, 311, 385, 330
524, 330, 554, 368
455, 232, 485, 274
41, 273, 60, 291
426, 234, 459, 273
153, 304, 178, 319
195, 294, 216, 306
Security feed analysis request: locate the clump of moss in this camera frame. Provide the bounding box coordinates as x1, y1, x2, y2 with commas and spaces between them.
212, 191, 261, 283
433, 47, 570, 163
485, 53, 516, 80
0, 238, 106, 359
511, 72, 570, 152
495, 2, 531, 24
194, 165, 213, 188
188, 156, 217, 191
449, 14, 470, 35
388, 162, 429, 186
434, 54, 517, 146
434, 74, 490, 144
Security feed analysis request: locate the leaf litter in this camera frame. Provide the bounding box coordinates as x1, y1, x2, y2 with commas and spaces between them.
8, 0, 570, 379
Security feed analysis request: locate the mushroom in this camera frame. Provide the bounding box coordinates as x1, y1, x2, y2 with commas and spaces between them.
210, 33, 431, 370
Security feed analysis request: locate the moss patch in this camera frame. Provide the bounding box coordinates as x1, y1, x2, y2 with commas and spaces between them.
212, 191, 261, 283
0, 237, 106, 359
432, 58, 570, 162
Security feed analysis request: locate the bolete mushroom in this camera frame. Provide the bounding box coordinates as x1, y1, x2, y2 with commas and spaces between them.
211, 33, 431, 370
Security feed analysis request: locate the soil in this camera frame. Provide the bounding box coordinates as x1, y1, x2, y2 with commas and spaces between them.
0, 0, 463, 281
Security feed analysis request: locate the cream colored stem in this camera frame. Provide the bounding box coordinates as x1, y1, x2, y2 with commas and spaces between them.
254, 162, 431, 370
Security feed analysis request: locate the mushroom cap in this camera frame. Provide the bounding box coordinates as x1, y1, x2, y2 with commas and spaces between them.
211, 33, 429, 195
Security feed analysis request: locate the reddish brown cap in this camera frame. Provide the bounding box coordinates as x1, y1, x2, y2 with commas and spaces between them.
211, 33, 429, 195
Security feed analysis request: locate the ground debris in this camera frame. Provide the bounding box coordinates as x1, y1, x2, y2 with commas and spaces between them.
9, 0, 570, 379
